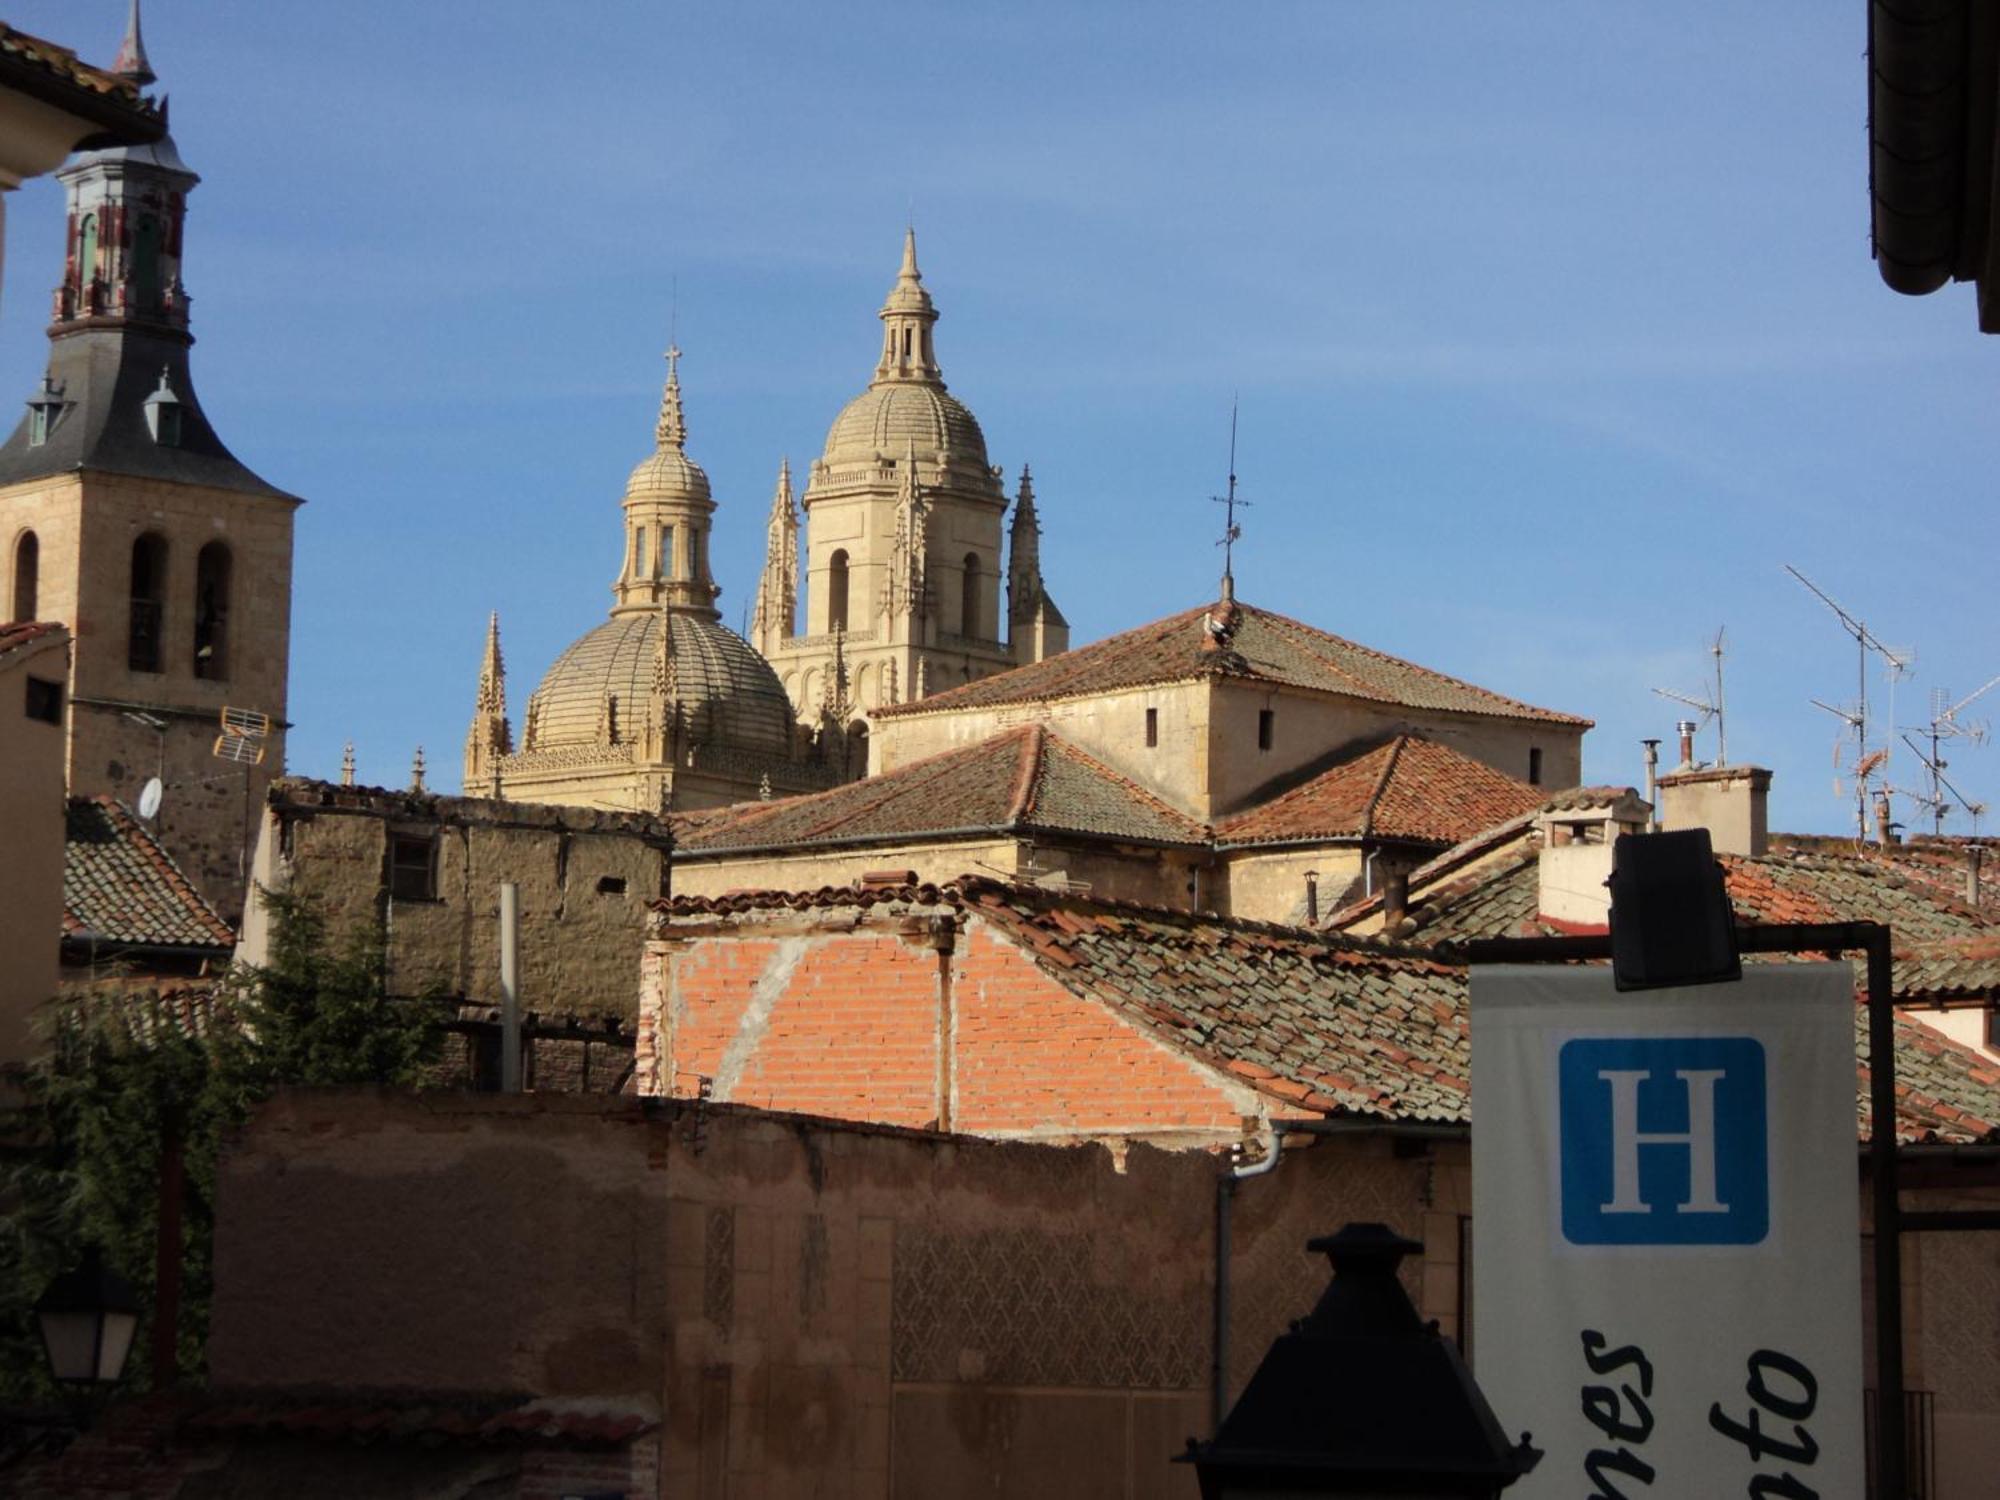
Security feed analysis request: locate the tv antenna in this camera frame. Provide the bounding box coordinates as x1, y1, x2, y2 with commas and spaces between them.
1899, 672, 2000, 835
1896, 731, 1991, 838
1787, 565, 1913, 839
1651, 626, 1728, 766
1211, 399, 1248, 597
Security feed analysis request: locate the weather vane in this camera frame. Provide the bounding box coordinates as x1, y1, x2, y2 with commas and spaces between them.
1211, 398, 1248, 595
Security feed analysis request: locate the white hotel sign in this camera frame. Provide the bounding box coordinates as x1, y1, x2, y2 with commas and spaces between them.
1470, 962, 1863, 1499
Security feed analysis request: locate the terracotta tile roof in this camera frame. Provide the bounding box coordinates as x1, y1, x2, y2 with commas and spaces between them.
0, 24, 154, 114
659, 877, 2000, 1142
64, 796, 235, 951
673, 724, 1205, 855
1216, 734, 1546, 848
183, 1394, 656, 1448
0, 620, 66, 663
872, 598, 1590, 726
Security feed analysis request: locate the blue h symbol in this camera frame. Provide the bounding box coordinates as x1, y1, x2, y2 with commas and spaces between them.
1558, 1037, 1768, 1246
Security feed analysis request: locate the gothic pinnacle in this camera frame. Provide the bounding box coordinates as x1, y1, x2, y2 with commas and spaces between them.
655, 344, 687, 450
112, 0, 156, 87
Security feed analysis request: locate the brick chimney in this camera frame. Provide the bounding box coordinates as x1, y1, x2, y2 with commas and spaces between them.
1656, 764, 1771, 857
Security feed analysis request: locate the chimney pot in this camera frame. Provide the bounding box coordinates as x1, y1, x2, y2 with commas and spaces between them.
1969, 846, 1985, 907
1676, 720, 1698, 770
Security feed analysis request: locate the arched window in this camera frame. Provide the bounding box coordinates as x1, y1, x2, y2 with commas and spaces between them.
132, 215, 162, 308
659, 525, 674, 578
632, 528, 647, 581
11, 531, 37, 623
194, 541, 231, 680
961, 553, 981, 638
828, 549, 849, 632
128, 533, 166, 673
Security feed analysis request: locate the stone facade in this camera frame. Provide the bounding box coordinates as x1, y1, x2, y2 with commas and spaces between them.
756, 232, 1067, 727
240, 779, 672, 1028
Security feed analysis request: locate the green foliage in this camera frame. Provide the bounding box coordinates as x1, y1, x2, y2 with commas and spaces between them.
0, 888, 439, 1401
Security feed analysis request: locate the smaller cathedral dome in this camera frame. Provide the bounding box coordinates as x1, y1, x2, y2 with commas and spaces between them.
822, 382, 988, 471
528, 611, 796, 759
625, 444, 710, 503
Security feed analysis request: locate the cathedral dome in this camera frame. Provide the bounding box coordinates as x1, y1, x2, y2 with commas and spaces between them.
527, 611, 796, 758
625, 444, 711, 503
821, 381, 989, 471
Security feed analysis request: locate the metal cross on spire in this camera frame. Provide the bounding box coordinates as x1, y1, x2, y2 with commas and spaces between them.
1211, 399, 1249, 600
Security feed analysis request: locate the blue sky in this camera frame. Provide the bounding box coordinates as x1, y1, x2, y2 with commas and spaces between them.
6, 1, 1998, 836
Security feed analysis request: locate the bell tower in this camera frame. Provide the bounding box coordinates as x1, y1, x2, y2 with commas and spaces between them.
0, 4, 299, 921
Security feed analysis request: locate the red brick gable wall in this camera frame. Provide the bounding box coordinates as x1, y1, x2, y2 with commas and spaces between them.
662, 933, 944, 1127
951, 922, 1249, 1136
643, 915, 1256, 1141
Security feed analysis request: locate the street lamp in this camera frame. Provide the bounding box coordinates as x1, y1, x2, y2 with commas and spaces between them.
34, 1246, 140, 1387
1180, 1222, 1540, 1498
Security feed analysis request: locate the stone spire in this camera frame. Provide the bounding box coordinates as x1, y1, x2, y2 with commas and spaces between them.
874, 229, 942, 385
644, 603, 680, 764
112, 0, 156, 87
411, 746, 427, 793
750, 457, 799, 647
656, 344, 687, 449
613, 342, 720, 618
1008, 463, 1042, 629
340, 742, 356, 787
462, 612, 513, 796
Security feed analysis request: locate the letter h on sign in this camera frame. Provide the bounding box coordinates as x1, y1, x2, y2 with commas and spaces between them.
1558, 1038, 1769, 1246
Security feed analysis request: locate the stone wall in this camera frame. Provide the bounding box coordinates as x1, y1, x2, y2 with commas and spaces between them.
209, 1090, 1223, 1499
239, 780, 671, 1024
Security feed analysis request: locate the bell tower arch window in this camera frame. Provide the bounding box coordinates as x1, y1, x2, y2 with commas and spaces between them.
77, 213, 99, 309
961, 553, 981, 638
194, 542, 231, 680
828, 549, 849, 632
132, 215, 163, 309
10, 531, 37, 623
128, 533, 167, 673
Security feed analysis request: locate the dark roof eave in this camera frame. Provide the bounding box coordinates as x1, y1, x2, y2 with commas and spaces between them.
0, 51, 162, 144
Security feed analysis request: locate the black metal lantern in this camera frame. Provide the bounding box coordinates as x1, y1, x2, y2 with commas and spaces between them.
34, 1246, 141, 1387
1179, 1222, 1540, 1498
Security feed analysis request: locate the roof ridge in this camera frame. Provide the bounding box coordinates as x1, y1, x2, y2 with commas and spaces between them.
1007, 723, 1046, 823
1359, 734, 1408, 840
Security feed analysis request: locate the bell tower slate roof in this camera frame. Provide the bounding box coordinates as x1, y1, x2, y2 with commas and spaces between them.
0, 45, 289, 502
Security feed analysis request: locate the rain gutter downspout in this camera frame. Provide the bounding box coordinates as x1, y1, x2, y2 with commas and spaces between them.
1212, 1125, 1281, 1432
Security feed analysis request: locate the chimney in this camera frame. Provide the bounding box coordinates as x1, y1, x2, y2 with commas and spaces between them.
1534, 790, 1651, 926
1642, 738, 1661, 833
1969, 846, 1985, 906
1874, 792, 1899, 847
1303, 870, 1320, 925
1676, 719, 1698, 771
1381, 867, 1410, 929
1657, 763, 1772, 857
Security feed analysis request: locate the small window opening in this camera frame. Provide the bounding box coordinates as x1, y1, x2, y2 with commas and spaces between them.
902, 328, 912, 359
128, 533, 166, 673
77, 214, 99, 305
25, 676, 62, 725
596, 875, 628, 897
1145, 707, 1158, 748
194, 541, 230, 680
132, 215, 163, 309
660, 524, 675, 578
1528, 747, 1543, 786
388, 832, 439, 902
961, 553, 981, 638
632, 528, 647, 580
1257, 708, 1274, 751
828, 549, 849, 632
11, 531, 37, 622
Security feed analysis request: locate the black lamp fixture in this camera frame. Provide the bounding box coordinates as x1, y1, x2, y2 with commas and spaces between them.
1180, 1222, 1540, 1498
1606, 825, 1740, 991
34, 1246, 141, 1387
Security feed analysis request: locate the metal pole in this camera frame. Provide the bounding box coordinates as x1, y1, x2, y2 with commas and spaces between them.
499, 882, 521, 1093
1866, 923, 1907, 1500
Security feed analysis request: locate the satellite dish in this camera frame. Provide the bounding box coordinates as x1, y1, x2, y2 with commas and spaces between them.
138, 777, 163, 821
